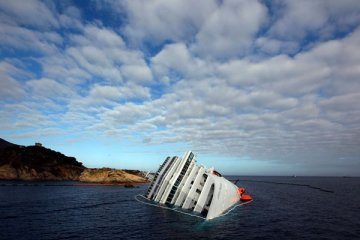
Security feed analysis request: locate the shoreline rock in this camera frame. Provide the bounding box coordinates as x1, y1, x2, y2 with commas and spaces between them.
79, 168, 148, 184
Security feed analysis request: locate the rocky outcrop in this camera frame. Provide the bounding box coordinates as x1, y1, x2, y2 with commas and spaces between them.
79, 168, 147, 184
0, 142, 85, 181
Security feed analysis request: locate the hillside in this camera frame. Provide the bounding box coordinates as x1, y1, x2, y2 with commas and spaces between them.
0, 138, 17, 150
0, 138, 148, 183
0, 139, 85, 181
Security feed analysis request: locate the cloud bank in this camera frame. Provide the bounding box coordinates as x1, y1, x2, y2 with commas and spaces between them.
1, 0, 359, 175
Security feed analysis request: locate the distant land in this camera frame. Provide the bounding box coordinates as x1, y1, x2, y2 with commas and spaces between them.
0, 138, 148, 185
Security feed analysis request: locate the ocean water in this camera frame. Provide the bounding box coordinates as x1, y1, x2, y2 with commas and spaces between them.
1, 177, 359, 240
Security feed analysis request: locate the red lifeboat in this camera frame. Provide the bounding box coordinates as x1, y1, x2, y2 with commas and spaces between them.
238, 187, 252, 201
240, 194, 252, 202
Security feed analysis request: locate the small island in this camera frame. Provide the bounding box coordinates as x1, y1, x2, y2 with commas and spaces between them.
0, 138, 148, 185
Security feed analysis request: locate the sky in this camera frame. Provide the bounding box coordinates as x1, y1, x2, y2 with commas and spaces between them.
1, 0, 360, 176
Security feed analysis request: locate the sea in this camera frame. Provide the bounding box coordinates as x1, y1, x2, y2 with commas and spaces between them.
1, 176, 359, 240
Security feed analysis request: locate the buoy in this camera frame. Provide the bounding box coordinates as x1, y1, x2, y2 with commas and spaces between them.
237, 187, 246, 195
240, 194, 252, 201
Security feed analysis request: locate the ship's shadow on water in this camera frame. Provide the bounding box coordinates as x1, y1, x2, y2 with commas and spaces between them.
1, 177, 359, 240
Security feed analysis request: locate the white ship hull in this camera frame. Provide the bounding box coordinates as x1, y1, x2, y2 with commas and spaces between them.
145, 151, 241, 220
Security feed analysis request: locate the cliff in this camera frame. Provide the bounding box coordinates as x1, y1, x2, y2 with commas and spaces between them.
0, 141, 85, 181
79, 168, 147, 184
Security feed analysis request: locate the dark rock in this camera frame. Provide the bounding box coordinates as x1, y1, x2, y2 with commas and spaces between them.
124, 184, 135, 188
0, 138, 17, 150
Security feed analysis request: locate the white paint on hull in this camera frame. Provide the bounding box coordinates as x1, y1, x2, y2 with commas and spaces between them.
146, 151, 240, 220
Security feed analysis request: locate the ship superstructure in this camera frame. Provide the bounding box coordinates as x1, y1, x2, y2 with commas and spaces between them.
145, 151, 243, 220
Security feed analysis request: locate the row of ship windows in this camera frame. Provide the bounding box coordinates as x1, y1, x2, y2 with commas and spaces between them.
166, 157, 193, 203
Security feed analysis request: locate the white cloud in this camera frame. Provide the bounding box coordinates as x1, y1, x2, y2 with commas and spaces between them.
26, 78, 74, 100
12, 127, 65, 139
268, 0, 360, 42
67, 46, 123, 82
102, 103, 152, 125
320, 92, 360, 112
62, 24, 154, 84
0, 102, 60, 133
106, 27, 360, 169
40, 53, 92, 85
0, 61, 26, 100
72, 25, 125, 48
0, 22, 62, 54
269, 0, 328, 40
1, 0, 360, 175
192, 0, 267, 59
121, 0, 218, 45
89, 83, 150, 102
151, 43, 210, 81
255, 37, 299, 55
120, 63, 153, 84
58, 6, 83, 30
122, 0, 268, 60
0, 0, 59, 29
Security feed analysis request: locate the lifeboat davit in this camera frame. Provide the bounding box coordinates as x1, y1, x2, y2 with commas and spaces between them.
237, 187, 245, 195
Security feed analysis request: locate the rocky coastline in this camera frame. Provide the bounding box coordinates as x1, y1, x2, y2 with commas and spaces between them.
0, 138, 148, 184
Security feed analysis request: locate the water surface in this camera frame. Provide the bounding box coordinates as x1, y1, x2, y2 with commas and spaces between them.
1, 177, 359, 239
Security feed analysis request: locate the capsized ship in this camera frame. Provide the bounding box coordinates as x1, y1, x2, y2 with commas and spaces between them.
145, 151, 251, 220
